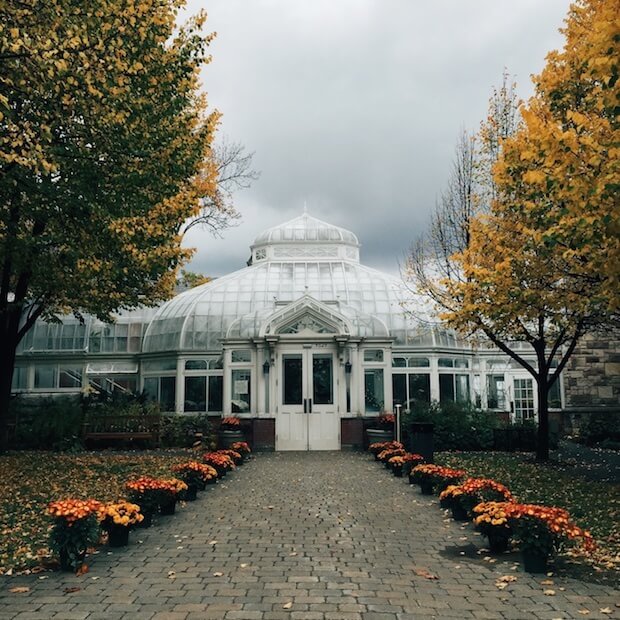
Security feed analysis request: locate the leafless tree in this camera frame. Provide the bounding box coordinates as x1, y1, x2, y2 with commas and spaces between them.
183, 137, 260, 235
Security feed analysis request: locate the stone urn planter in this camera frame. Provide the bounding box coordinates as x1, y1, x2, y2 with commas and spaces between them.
366, 429, 394, 445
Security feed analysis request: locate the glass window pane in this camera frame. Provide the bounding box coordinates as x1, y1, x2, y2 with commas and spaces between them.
59, 367, 82, 388
184, 376, 206, 412
455, 374, 470, 402
208, 376, 223, 412
313, 354, 333, 405
408, 374, 431, 405
548, 376, 561, 408
283, 355, 303, 405
438, 358, 454, 368
364, 369, 384, 412
160, 376, 176, 411
439, 374, 455, 402
408, 357, 430, 367
35, 366, 56, 389
185, 360, 207, 370
364, 349, 383, 362
232, 350, 251, 363
231, 369, 251, 412
392, 357, 407, 368
143, 377, 158, 402
392, 374, 406, 407
11, 367, 28, 390
486, 374, 505, 409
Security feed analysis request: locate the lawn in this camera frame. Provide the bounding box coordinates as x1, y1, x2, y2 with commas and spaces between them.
436, 451, 620, 574
0, 450, 194, 574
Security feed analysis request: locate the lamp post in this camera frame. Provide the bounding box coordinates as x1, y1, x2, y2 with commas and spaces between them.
395, 404, 401, 443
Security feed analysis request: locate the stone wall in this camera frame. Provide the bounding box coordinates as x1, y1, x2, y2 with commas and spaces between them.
564, 331, 620, 407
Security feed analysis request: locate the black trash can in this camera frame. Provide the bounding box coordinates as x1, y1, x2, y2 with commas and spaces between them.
409, 422, 434, 464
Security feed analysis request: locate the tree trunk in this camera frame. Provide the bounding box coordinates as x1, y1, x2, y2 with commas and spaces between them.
0, 325, 19, 453
536, 375, 550, 462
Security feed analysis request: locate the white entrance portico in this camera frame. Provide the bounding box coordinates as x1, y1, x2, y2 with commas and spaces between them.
258, 296, 353, 450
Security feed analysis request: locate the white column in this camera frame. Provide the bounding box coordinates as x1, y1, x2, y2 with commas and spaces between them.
429, 357, 440, 402
222, 348, 231, 414
175, 358, 184, 414
256, 343, 266, 415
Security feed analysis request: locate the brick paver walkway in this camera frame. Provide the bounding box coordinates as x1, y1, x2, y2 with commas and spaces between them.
0, 452, 618, 619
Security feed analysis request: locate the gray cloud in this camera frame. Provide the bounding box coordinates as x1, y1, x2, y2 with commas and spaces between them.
183, 0, 571, 277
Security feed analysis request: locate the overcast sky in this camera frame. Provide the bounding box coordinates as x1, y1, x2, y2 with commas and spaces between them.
183, 0, 571, 277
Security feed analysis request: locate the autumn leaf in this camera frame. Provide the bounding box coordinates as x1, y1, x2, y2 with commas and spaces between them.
9, 586, 29, 593
282, 602, 293, 609
413, 568, 438, 580
543, 589, 556, 596
63, 587, 81, 594
76, 564, 89, 576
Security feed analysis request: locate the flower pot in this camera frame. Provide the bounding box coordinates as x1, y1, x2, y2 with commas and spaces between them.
522, 550, 549, 573
205, 477, 217, 486
419, 480, 434, 495
184, 483, 198, 501
450, 504, 469, 522
392, 464, 404, 477
218, 429, 245, 448
59, 547, 86, 572
137, 511, 153, 528
408, 473, 416, 485
107, 525, 130, 548
216, 465, 227, 478
366, 429, 394, 445
159, 498, 177, 516
487, 529, 511, 554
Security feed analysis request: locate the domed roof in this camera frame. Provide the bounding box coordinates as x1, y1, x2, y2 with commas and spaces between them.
142, 214, 435, 353
252, 213, 359, 248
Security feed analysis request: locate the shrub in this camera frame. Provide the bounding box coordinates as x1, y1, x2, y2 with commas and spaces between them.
160, 413, 213, 448
578, 410, 620, 448
402, 401, 498, 451
10, 396, 84, 451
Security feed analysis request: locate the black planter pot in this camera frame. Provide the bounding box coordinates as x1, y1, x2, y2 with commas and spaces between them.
420, 480, 434, 495
184, 483, 198, 501
159, 498, 177, 516
450, 504, 469, 521
522, 550, 549, 573
107, 525, 130, 548
137, 511, 153, 528
487, 529, 511, 554
392, 464, 404, 477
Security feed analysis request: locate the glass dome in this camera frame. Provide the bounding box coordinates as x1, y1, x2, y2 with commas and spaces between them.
142, 214, 434, 352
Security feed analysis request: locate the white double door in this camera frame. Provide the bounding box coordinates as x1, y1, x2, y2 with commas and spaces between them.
276, 347, 340, 451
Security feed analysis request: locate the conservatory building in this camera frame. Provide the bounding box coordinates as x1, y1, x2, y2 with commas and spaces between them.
12, 214, 560, 450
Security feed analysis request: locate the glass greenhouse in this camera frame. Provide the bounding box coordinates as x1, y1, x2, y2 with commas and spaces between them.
12, 213, 560, 449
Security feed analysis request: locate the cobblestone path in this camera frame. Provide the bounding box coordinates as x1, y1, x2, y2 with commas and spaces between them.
0, 452, 618, 619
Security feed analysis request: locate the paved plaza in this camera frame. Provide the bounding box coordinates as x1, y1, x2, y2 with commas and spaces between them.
0, 452, 618, 619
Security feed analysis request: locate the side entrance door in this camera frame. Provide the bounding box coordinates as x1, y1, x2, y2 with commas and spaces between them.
277, 348, 340, 450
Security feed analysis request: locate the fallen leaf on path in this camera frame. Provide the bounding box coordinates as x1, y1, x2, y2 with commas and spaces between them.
414, 568, 438, 580
63, 587, 81, 594
578, 611, 590, 615
240, 563, 248, 568
76, 564, 89, 576
213, 572, 223, 577
495, 575, 517, 590
543, 589, 556, 596
9, 587, 29, 593
600, 609, 612, 615
540, 579, 554, 585
282, 602, 293, 609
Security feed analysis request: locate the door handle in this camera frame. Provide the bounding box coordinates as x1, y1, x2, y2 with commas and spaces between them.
309, 399, 312, 413
303, 398, 307, 413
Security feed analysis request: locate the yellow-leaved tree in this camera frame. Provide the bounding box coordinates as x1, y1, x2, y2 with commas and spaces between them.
432, 0, 619, 460
0, 0, 222, 445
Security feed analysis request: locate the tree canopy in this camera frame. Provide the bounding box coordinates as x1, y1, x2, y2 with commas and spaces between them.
428, 0, 618, 460
0, 0, 222, 431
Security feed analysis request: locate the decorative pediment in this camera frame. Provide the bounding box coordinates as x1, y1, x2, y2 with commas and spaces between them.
260, 295, 352, 338
278, 314, 338, 335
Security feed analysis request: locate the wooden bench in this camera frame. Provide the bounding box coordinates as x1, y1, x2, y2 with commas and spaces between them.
82, 414, 161, 446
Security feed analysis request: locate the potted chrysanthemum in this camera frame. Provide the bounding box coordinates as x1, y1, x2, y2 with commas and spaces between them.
47, 498, 102, 571
98, 501, 143, 547
472, 501, 514, 554
172, 461, 218, 498
439, 478, 513, 522
157, 478, 188, 515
